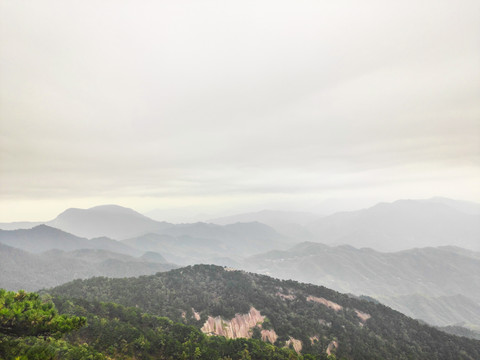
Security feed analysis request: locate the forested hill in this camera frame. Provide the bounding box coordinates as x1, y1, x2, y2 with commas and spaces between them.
49, 265, 480, 359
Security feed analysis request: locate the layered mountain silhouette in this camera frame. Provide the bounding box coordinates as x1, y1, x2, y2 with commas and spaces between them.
209, 209, 318, 239
0, 206, 289, 264
1, 198, 479, 337
305, 199, 480, 251
0, 243, 175, 291
207, 199, 480, 251
244, 242, 480, 329
0, 224, 140, 255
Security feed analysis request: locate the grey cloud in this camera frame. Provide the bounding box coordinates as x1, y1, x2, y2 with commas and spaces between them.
1, 0, 479, 219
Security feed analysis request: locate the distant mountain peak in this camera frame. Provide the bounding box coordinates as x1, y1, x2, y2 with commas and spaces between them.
57, 204, 148, 218
46, 204, 170, 240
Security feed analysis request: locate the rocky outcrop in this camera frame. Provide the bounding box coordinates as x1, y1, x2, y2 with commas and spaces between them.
192, 308, 201, 321
276, 292, 296, 300
201, 307, 265, 339
307, 295, 343, 311
261, 329, 278, 343
355, 309, 371, 323
309, 335, 319, 344
285, 337, 302, 353
326, 340, 338, 355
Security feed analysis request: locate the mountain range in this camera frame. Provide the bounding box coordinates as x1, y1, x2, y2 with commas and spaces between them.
0, 224, 140, 255
0, 242, 175, 291
209, 209, 319, 240
305, 200, 480, 251
1, 197, 479, 337
243, 241, 480, 330
209, 198, 480, 252
2, 198, 478, 251
0, 209, 289, 264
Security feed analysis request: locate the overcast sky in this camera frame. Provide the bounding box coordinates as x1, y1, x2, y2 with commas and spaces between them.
1, 0, 479, 222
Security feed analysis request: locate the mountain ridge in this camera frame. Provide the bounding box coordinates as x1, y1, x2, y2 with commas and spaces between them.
0, 242, 176, 291
47, 264, 480, 359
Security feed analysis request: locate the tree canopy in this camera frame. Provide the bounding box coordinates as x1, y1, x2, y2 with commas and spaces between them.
0, 289, 102, 360
0, 289, 85, 338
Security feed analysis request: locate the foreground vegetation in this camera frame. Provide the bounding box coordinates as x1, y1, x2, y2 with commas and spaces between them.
0, 289, 103, 359
0, 289, 304, 360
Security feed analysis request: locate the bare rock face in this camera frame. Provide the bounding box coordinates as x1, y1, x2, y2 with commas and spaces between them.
285, 337, 303, 353
192, 308, 201, 321
276, 292, 296, 300
326, 340, 338, 355
201, 307, 268, 339
309, 335, 319, 344
355, 309, 371, 324
261, 329, 278, 343
306, 295, 343, 311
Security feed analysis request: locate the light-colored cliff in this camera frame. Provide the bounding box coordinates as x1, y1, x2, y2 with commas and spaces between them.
201, 307, 277, 340
192, 308, 201, 321
261, 329, 278, 343
285, 337, 302, 353
307, 295, 343, 311
326, 340, 338, 355
355, 309, 371, 323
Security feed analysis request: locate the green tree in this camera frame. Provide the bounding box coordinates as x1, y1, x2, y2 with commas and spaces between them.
0, 289, 85, 338
0, 289, 98, 360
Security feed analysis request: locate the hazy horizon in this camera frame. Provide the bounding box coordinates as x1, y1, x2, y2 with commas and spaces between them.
1, 0, 479, 222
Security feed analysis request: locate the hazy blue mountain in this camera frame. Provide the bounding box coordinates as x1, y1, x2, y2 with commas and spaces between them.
306, 199, 480, 251
87, 236, 141, 255
437, 245, 480, 260
139, 250, 168, 263
0, 243, 176, 291
1, 205, 289, 259
426, 196, 480, 215
123, 233, 231, 265
379, 293, 480, 329
244, 242, 480, 329
0, 221, 42, 230
0, 224, 141, 255
122, 222, 288, 265
47, 204, 172, 240
437, 325, 480, 340
208, 209, 319, 240
0, 225, 87, 253
246, 242, 480, 301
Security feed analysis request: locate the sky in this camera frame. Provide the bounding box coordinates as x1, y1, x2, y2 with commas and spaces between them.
1, 0, 479, 222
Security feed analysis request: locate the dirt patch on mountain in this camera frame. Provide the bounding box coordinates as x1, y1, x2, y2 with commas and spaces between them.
307, 295, 343, 311
355, 309, 371, 324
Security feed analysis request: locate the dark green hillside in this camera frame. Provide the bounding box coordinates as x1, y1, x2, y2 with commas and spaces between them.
51, 296, 302, 360
49, 265, 480, 359
0, 289, 301, 360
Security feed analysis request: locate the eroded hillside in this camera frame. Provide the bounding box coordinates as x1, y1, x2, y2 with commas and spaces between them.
48, 264, 480, 359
